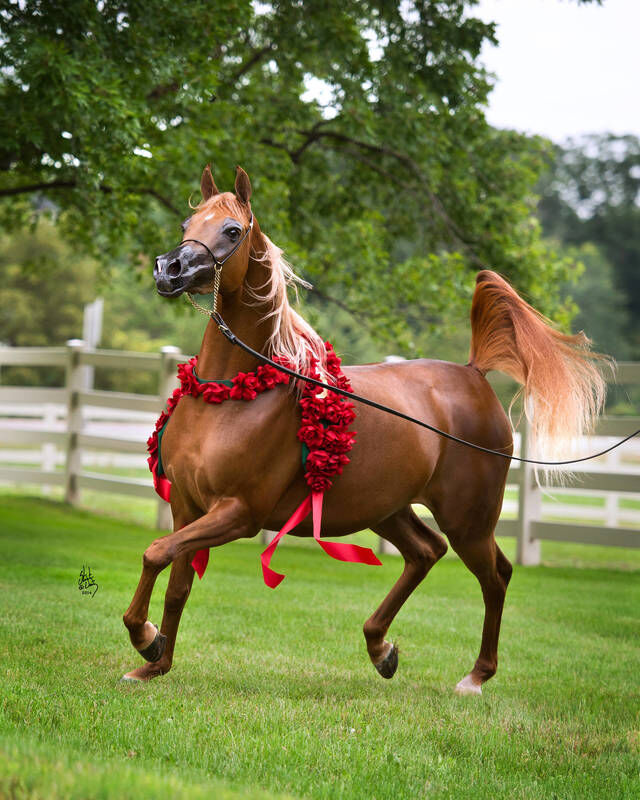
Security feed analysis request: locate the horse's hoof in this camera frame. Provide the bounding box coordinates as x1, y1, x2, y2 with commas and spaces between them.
374, 642, 399, 679
455, 674, 482, 696
120, 673, 144, 683
137, 624, 167, 663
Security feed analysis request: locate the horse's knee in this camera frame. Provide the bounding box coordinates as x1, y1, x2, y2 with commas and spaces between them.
122, 610, 137, 632
143, 538, 172, 571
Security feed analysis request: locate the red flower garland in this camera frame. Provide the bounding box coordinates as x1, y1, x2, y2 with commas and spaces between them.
147, 344, 356, 498
295, 343, 357, 492
147, 345, 382, 587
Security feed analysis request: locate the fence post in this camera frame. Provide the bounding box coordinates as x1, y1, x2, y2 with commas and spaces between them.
515, 417, 541, 566
156, 345, 181, 531
64, 339, 85, 504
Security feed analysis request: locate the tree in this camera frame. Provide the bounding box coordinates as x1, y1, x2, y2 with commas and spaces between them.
560, 243, 631, 360
1, 1, 582, 354
538, 134, 640, 359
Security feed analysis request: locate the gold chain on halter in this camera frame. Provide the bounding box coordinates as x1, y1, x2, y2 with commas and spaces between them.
186, 263, 222, 318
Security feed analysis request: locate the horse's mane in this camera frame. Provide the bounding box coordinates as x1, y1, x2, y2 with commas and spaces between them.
247, 233, 329, 382
193, 193, 329, 381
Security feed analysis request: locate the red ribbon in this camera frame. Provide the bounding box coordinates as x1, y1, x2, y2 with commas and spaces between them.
192, 547, 209, 579
259, 490, 381, 588
151, 427, 381, 585
148, 454, 171, 503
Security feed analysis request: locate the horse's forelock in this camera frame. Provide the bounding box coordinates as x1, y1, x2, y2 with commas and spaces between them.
192, 192, 248, 220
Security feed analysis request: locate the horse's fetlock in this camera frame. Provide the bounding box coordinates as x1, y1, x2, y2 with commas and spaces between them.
473, 658, 497, 682
363, 618, 383, 644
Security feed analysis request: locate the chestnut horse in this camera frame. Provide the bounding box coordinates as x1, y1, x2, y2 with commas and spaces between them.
122, 165, 605, 694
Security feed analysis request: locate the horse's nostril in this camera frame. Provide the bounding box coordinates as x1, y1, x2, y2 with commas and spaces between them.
167, 259, 182, 278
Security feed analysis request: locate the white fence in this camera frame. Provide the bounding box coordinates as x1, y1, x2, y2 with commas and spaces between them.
1, 341, 639, 565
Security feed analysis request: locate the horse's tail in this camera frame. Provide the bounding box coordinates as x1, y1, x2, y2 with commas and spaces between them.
468, 269, 609, 480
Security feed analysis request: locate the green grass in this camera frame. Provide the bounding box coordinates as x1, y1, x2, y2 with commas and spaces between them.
1, 496, 639, 799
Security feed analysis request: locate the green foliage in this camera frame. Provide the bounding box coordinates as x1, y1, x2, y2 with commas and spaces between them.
0, 221, 205, 391
559, 242, 632, 359
538, 134, 640, 359
0, 220, 95, 348
0, 219, 96, 385
1, 1, 581, 354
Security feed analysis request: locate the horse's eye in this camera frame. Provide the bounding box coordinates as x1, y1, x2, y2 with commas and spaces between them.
226, 228, 240, 240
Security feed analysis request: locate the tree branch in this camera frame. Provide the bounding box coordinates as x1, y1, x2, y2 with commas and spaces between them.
220, 43, 275, 90
311, 285, 378, 326
0, 180, 181, 215
289, 127, 483, 263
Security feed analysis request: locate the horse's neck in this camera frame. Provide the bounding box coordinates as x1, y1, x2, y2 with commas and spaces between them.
195, 260, 273, 381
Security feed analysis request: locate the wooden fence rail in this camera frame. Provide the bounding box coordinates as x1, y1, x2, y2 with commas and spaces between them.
1, 341, 638, 565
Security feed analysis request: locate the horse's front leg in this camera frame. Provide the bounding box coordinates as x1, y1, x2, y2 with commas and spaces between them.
122, 497, 256, 664
121, 550, 195, 682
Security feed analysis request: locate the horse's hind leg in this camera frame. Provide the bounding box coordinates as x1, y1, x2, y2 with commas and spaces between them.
448, 533, 513, 696
365, 507, 448, 679
121, 552, 195, 682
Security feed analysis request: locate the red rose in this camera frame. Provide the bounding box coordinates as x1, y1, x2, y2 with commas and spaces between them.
322, 398, 346, 424
299, 395, 323, 417
202, 382, 231, 404
166, 388, 182, 413
147, 433, 158, 456
230, 372, 261, 401
305, 448, 332, 472
297, 423, 325, 448
322, 427, 356, 454
177, 362, 201, 397
306, 472, 333, 492
257, 364, 288, 389
327, 453, 350, 473
330, 402, 356, 426
324, 344, 342, 376
155, 411, 169, 432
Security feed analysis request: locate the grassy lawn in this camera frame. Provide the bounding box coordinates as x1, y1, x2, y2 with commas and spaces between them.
1, 495, 639, 799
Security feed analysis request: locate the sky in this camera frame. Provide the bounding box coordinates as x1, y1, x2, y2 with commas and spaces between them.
475, 0, 640, 143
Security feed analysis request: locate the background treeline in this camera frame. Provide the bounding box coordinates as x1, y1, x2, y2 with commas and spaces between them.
1, 2, 637, 404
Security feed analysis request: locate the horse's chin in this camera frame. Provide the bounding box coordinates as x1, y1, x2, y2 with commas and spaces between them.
156, 285, 185, 298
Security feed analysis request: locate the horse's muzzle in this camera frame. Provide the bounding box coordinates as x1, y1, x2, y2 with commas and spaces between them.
154, 244, 211, 297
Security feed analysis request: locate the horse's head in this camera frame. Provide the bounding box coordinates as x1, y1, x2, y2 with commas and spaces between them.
154, 165, 254, 298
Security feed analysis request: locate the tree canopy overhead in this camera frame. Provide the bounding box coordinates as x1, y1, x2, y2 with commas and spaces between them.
1, 0, 581, 352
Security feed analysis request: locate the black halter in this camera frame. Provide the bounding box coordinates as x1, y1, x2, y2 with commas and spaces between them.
181, 213, 254, 267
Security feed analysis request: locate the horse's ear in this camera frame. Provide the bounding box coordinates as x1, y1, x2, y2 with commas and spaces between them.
234, 165, 252, 204
200, 164, 220, 201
